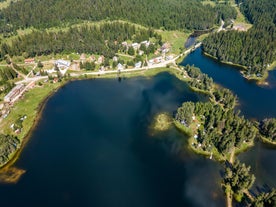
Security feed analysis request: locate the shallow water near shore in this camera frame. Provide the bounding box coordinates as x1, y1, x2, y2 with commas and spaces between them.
0, 73, 225, 207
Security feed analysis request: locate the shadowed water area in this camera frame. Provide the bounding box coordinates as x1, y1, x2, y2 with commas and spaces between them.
0, 74, 225, 207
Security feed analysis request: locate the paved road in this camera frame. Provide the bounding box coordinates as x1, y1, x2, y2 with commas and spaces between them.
15, 76, 48, 84
16, 42, 202, 84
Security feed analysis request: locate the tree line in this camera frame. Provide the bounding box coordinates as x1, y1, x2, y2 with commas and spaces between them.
0, 0, 237, 34
202, 26, 276, 76
0, 67, 16, 96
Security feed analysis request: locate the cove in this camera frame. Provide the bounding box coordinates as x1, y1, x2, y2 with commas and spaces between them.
181, 48, 276, 189
0, 73, 225, 207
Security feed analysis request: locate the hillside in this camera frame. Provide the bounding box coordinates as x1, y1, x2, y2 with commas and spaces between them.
0, 0, 236, 33
202, 0, 276, 79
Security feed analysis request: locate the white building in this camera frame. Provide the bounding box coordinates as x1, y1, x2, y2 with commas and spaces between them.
117, 63, 124, 70
131, 43, 139, 50
135, 61, 142, 68
55, 60, 70, 68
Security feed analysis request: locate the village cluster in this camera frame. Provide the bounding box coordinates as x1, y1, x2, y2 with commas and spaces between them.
0, 39, 179, 127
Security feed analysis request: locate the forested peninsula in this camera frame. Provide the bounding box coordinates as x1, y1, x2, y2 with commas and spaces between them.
202, 0, 276, 81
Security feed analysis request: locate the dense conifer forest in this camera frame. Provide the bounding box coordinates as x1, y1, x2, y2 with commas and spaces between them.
259, 118, 276, 143
0, 0, 236, 33
0, 22, 161, 58
175, 101, 256, 155
203, 0, 276, 76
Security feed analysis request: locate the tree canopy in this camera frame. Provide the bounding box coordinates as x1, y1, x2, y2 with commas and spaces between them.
202, 0, 276, 76
0, 0, 236, 33
0, 22, 160, 59
0, 134, 20, 166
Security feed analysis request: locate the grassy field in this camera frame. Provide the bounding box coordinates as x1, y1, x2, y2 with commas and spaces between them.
0, 0, 22, 10
156, 30, 191, 54
0, 82, 62, 140
231, 1, 253, 30
201, 0, 216, 7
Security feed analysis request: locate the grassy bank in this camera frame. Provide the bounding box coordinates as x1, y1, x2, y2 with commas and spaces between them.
156, 30, 190, 54
0, 81, 63, 168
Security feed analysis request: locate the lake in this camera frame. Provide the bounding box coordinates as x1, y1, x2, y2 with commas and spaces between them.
0, 74, 225, 207
0, 48, 275, 207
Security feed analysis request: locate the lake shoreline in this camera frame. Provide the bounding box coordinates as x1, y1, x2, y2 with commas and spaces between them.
174, 117, 255, 163
0, 67, 186, 169
259, 135, 276, 146
1, 61, 255, 169
0, 82, 66, 169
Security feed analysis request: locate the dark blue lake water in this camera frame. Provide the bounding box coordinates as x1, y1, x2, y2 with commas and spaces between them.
0, 74, 224, 207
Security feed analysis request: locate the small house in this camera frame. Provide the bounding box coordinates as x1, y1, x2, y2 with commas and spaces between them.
80, 53, 86, 63
117, 63, 124, 70
135, 61, 142, 68
113, 56, 118, 62
232, 25, 246, 31
138, 50, 144, 56
24, 58, 35, 64
97, 56, 105, 64
89, 55, 96, 62
140, 40, 150, 47
71, 62, 79, 70
132, 43, 139, 50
